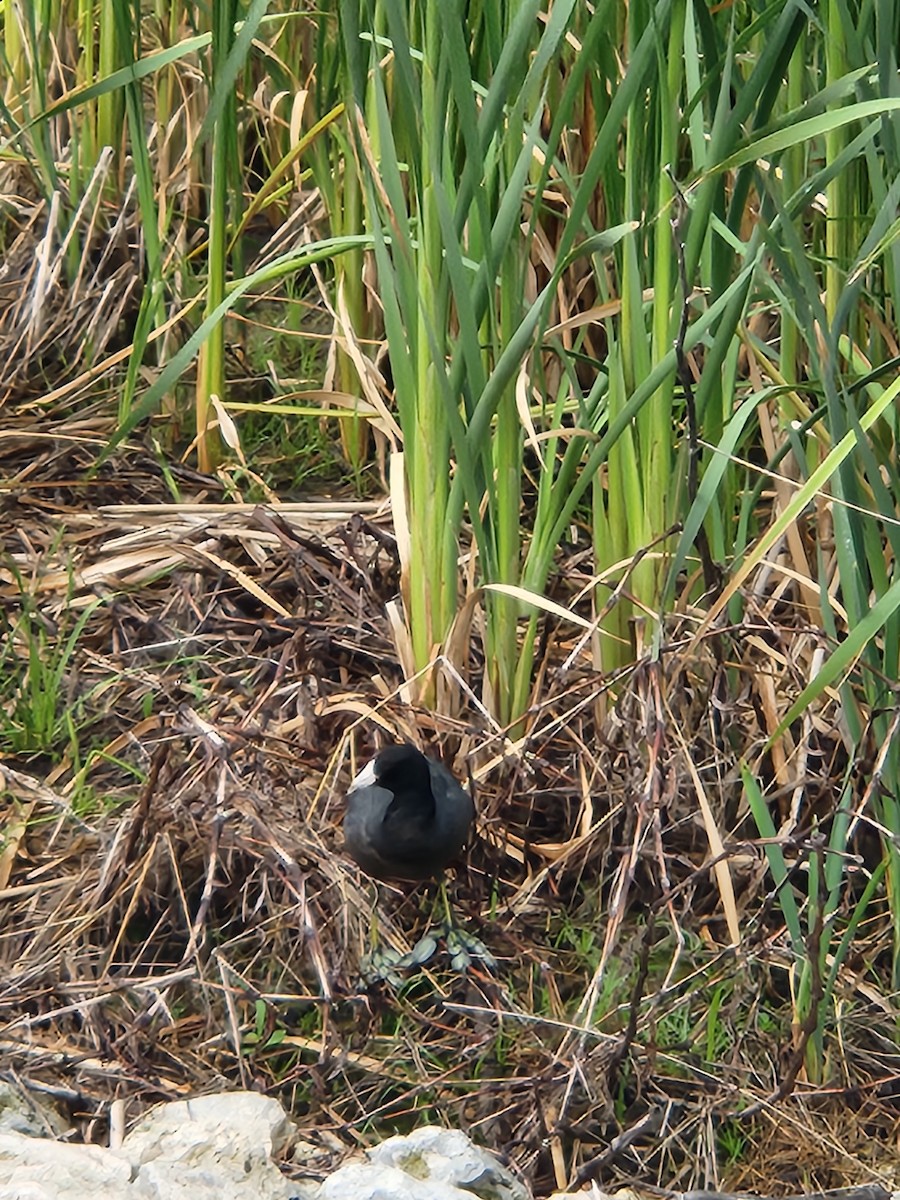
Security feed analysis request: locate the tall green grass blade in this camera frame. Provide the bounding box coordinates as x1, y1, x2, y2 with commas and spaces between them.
742, 764, 804, 962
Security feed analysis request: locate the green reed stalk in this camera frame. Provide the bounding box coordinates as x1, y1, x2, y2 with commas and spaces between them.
309, 6, 374, 471
341, 0, 603, 723
195, 0, 241, 471
96, 0, 122, 164
2, 0, 26, 103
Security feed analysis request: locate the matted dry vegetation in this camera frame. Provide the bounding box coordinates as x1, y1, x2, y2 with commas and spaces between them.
2, 422, 900, 1198
3, 0, 900, 1193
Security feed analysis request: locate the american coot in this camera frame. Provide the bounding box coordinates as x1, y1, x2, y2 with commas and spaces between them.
344, 743, 474, 882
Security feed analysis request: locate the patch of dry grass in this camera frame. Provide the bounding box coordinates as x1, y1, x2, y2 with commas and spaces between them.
1, 431, 899, 1197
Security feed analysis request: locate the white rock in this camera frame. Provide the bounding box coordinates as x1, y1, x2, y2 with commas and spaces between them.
0, 1092, 296, 1200
317, 1126, 530, 1200
317, 1160, 472, 1199
125, 1092, 295, 1199
0, 1094, 527, 1200
124, 1091, 292, 1161
0, 1134, 132, 1200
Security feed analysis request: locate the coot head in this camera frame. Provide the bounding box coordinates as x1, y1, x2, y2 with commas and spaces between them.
344, 743, 474, 882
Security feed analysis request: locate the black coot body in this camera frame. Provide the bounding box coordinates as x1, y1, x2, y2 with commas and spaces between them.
344, 744, 474, 882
